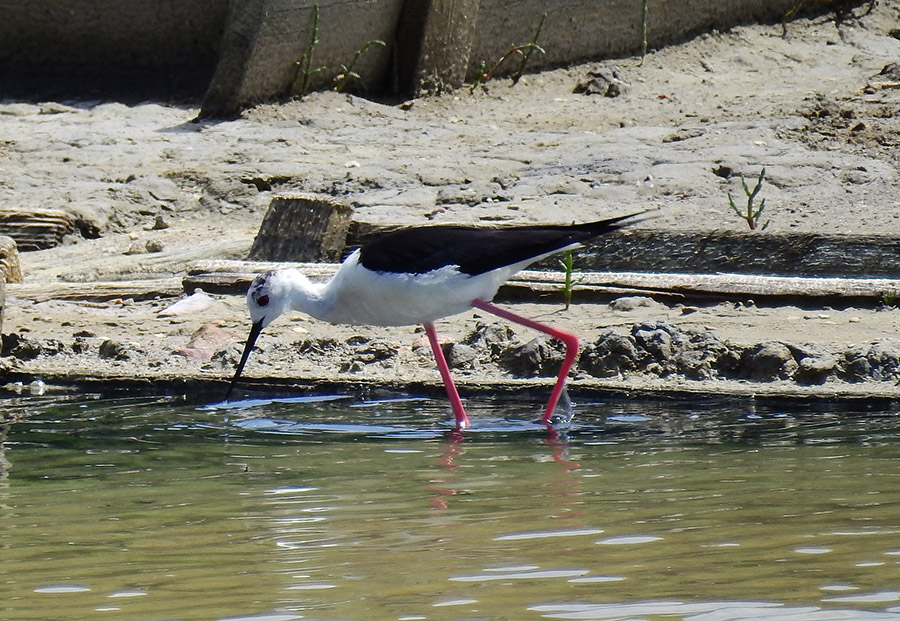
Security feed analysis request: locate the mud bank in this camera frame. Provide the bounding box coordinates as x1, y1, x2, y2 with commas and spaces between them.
1, 4, 899, 406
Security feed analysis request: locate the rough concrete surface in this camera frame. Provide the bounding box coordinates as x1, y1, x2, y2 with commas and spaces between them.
1, 4, 899, 408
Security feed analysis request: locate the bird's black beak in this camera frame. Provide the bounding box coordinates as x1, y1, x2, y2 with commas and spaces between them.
226, 319, 264, 401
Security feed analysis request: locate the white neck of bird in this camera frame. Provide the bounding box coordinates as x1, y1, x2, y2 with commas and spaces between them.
282, 269, 331, 320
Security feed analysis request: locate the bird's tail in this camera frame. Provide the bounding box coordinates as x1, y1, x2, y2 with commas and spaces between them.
576, 209, 656, 236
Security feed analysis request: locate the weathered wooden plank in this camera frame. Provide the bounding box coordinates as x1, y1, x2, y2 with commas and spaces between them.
346, 224, 900, 278
183, 259, 900, 303
567, 229, 900, 278
249, 194, 353, 263
8, 278, 183, 303
0, 208, 76, 251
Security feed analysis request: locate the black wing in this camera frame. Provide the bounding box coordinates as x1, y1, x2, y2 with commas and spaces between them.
358, 212, 642, 276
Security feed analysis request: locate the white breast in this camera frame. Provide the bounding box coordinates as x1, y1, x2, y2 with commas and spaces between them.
314, 251, 515, 326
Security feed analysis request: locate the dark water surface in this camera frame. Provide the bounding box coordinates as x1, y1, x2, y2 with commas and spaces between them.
3, 393, 900, 620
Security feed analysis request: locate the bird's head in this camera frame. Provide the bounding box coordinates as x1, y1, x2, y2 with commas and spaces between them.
246, 270, 295, 330
226, 270, 297, 401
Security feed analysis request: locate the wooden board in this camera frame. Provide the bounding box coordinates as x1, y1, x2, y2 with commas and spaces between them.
8, 278, 183, 303
346, 224, 900, 279
183, 259, 900, 304
0, 208, 75, 251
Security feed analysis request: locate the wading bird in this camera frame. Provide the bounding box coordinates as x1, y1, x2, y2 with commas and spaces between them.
227, 212, 645, 429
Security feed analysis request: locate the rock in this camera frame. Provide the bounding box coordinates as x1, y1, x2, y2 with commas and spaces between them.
675, 349, 715, 380
1, 333, 66, 359
249, 194, 352, 262
172, 322, 235, 361
841, 340, 900, 382
72, 335, 92, 354
207, 345, 242, 370
609, 296, 662, 312
463, 321, 515, 357
350, 338, 397, 364
65, 203, 113, 238
580, 330, 639, 377
149, 215, 170, 230
740, 342, 798, 381
573, 65, 628, 97
877, 62, 900, 81
500, 337, 564, 377
129, 175, 181, 203
98, 339, 137, 360
796, 354, 838, 385
842, 353, 871, 382
446, 343, 478, 369
633, 324, 674, 360
158, 289, 214, 317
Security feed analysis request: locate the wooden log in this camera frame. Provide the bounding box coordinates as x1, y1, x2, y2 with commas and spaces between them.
0, 235, 22, 284
0, 208, 76, 251
248, 194, 353, 263
183, 259, 900, 304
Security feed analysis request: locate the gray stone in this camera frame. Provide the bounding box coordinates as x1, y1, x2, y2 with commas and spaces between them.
740, 342, 798, 381
675, 349, 715, 380
580, 330, 639, 378
98, 338, 135, 360
609, 296, 662, 312
500, 337, 563, 377
796, 354, 838, 385
633, 326, 674, 361
463, 321, 515, 357
447, 343, 478, 369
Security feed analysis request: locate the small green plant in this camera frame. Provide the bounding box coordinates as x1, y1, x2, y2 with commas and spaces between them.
881, 290, 899, 308
557, 249, 582, 310
729, 167, 770, 231
291, 5, 389, 98
470, 13, 546, 92
332, 40, 386, 93
291, 4, 325, 99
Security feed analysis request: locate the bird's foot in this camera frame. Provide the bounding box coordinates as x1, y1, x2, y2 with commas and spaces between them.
544, 386, 575, 427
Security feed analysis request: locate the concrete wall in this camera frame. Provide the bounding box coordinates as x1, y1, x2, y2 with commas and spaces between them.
203, 0, 402, 116
0, 0, 853, 107
468, 0, 802, 78
0, 0, 229, 99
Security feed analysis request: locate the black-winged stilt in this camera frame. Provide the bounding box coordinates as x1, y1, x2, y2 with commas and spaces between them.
227, 212, 645, 429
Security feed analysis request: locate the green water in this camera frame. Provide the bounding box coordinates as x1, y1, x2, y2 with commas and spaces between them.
3, 394, 900, 620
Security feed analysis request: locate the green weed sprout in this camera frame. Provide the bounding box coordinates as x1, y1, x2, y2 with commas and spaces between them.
729, 167, 770, 231
333, 40, 387, 93
557, 249, 582, 310
470, 13, 546, 92
292, 4, 325, 99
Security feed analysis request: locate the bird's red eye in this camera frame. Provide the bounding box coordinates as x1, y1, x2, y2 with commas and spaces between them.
257, 294, 269, 307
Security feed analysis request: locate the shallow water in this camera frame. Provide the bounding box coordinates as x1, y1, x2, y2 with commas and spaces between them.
3, 393, 900, 620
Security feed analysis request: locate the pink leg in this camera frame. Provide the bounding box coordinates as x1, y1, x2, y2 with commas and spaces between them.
472, 299, 579, 425
424, 323, 470, 430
